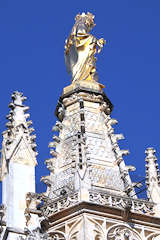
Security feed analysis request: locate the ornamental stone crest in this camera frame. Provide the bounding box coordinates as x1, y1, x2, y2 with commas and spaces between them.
107, 225, 141, 240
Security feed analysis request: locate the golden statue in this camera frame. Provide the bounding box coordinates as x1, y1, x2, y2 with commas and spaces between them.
65, 12, 106, 83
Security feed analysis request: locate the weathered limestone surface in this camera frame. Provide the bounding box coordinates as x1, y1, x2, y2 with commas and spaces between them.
3, 162, 35, 228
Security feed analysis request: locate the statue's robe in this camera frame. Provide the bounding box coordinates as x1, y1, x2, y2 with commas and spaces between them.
65, 34, 97, 82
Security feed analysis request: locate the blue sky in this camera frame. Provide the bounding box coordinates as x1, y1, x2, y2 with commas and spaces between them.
0, 0, 160, 195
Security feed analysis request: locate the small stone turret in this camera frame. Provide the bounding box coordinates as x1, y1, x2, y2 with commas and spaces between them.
145, 147, 160, 215
0, 91, 37, 232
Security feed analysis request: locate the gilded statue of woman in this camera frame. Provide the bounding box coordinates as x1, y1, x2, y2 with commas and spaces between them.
65, 12, 105, 83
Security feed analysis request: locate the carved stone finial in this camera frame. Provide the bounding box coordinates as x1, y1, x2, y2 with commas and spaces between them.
7, 91, 29, 125
145, 147, 156, 159
11, 91, 26, 105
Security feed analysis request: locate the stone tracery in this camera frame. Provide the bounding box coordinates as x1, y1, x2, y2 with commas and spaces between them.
107, 225, 141, 240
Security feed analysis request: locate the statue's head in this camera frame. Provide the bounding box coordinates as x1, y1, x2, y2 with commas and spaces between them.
74, 12, 95, 35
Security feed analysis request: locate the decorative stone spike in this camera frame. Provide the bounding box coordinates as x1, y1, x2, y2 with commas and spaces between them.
125, 165, 136, 172
48, 142, 56, 148
45, 158, 55, 171
52, 125, 59, 132
52, 121, 63, 132
27, 120, 33, 127
114, 134, 125, 141
55, 121, 63, 130
50, 149, 58, 157
111, 134, 124, 148
29, 127, 35, 134
25, 113, 30, 119
31, 143, 37, 149
6, 114, 12, 121
118, 149, 130, 157
106, 118, 118, 126
5, 122, 13, 128
132, 182, 142, 188
8, 102, 15, 109
41, 176, 52, 187
30, 134, 36, 141
52, 135, 61, 143
23, 106, 30, 112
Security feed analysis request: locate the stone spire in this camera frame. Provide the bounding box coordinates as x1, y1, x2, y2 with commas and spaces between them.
41, 82, 136, 211
31, 84, 157, 240
0, 91, 37, 230
145, 147, 160, 205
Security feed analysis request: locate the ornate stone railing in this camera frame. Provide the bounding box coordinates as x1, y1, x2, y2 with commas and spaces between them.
38, 190, 155, 218
89, 191, 155, 215
19, 228, 66, 240
41, 193, 79, 218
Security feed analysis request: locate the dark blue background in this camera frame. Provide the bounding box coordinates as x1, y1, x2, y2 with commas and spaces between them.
0, 0, 160, 199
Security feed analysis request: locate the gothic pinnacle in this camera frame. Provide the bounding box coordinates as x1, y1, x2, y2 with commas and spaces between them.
145, 147, 160, 202
145, 147, 160, 184
2, 91, 38, 162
